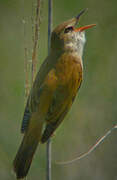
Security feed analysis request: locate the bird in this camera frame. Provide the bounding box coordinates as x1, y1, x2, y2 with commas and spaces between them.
13, 9, 96, 179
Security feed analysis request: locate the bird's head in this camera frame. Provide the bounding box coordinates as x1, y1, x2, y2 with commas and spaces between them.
51, 9, 96, 57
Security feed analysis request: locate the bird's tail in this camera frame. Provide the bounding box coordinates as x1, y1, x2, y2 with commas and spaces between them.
13, 123, 43, 179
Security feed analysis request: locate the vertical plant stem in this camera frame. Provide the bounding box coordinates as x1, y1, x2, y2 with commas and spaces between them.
23, 0, 42, 179
22, 0, 30, 101
48, 0, 52, 51
23, 1, 29, 180
46, 138, 52, 180
31, 0, 41, 84
46, 0, 52, 180
24, 47, 30, 99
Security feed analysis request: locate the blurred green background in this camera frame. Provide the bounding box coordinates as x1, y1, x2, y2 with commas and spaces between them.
0, 0, 117, 179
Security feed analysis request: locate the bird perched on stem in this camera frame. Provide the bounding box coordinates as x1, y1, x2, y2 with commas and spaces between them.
13, 9, 96, 179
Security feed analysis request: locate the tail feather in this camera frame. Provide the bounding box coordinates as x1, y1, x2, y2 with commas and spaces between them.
13, 134, 39, 179
13, 109, 45, 179
13, 119, 43, 179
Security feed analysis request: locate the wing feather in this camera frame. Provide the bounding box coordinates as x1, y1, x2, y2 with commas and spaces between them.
21, 52, 59, 133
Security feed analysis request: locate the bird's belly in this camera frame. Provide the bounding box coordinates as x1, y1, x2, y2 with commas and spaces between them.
45, 56, 83, 123
46, 71, 82, 123
57, 61, 82, 97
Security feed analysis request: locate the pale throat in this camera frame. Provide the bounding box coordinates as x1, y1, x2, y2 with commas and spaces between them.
64, 33, 86, 58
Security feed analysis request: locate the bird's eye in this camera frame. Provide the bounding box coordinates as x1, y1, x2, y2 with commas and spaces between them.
64, 26, 73, 33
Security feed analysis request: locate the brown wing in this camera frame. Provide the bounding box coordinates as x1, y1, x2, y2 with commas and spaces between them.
21, 52, 60, 133
41, 86, 73, 143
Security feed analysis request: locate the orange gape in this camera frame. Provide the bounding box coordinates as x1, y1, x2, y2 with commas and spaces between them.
13, 9, 96, 179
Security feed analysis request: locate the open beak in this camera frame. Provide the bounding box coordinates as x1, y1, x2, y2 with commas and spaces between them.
74, 24, 96, 32
53, 9, 96, 34
74, 9, 96, 32
76, 8, 88, 21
